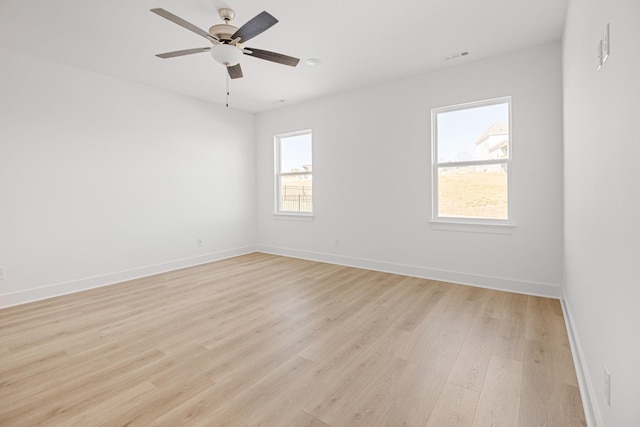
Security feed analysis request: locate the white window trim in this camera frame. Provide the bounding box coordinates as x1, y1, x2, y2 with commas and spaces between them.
273, 212, 314, 221
431, 96, 515, 229
274, 129, 314, 217
429, 220, 516, 235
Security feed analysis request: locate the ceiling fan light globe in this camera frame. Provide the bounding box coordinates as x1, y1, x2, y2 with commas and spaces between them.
211, 44, 243, 66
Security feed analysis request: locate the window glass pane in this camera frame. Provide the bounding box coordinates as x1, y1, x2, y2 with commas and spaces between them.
437, 102, 509, 163
279, 175, 313, 213
438, 164, 508, 219
279, 133, 312, 173
276, 130, 313, 215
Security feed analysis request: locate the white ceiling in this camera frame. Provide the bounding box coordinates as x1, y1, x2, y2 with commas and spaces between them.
0, 0, 567, 113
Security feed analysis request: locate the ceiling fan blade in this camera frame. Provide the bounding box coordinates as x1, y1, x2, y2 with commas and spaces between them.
227, 64, 243, 79
244, 48, 300, 67
231, 11, 278, 43
150, 8, 217, 43
155, 47, 211, 59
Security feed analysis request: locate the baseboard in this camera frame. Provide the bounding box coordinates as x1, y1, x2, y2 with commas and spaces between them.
256, 244, 562, 298
0, 245, 257, 309
561, 297, 603, 427
3, 244, 561, 309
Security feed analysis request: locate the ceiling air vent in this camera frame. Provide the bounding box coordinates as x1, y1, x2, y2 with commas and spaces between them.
443, 50, 470, 61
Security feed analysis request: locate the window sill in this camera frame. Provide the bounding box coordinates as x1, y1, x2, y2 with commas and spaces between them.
273, 213, 315, 222
429, 220, 516, 234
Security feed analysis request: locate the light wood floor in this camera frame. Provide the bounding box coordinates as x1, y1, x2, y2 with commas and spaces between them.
0, 253, 585, 426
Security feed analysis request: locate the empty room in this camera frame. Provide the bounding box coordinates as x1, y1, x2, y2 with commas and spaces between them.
1, 0, 638, 426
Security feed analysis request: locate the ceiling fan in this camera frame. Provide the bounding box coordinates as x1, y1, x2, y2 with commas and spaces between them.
151, 7, 300, 80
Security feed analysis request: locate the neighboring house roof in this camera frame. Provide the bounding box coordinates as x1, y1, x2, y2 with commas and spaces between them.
487, 139, 508, 154
475, 122, 509, 145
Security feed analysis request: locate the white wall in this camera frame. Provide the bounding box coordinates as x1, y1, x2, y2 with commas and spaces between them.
0, 47, 256, 307
255, 43, 564, 297
563, 0, 640, 425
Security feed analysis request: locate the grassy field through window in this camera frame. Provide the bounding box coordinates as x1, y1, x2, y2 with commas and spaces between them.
438, 170, 508, 219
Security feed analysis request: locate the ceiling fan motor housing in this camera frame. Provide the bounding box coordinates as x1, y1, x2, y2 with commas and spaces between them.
209, 8, 238, 42
209, 24, 237, 42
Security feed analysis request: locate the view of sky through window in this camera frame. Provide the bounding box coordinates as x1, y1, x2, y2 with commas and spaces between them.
437, 103, 509, 162
280, 133, 312, 172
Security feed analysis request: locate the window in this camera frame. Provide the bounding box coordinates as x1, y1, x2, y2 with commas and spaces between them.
432, 97, 511, 223
275, 130, 313, 214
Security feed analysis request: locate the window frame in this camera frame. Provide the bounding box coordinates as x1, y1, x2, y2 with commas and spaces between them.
431, 96, 514, 227
274, 129, 313, 217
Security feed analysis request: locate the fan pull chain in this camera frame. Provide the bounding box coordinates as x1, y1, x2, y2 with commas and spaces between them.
225, 72, 230, 107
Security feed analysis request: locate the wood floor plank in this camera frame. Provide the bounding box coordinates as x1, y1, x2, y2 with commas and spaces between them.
394, 283, 466, 363
0, 349, 166, 425
302, 327, 410, 425
479, 289, 507, 319
394, 282, 447, 332
560, 384, 588, 427
518, 337, 585, 427
373, 349, 453, 427
447, 316, 500, 392
0, 253, 585, 426
284, 411, 331, 427
471, 355, 523, 427
525, 296, 565, 344
57, 381, 158, 426
429, 290, 480, 362
242, 373, 321, 426
331, 356, 417, 427
425, 382, 480, 427
492, 292, 528, 361
198, 355, 317, 425
101, 375, 215, 426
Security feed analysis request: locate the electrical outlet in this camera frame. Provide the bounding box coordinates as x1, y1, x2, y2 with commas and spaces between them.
197, 237, 204, 247
334, 238, 340, 247
0, 267, 5, 280
604, 365, 611, 406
